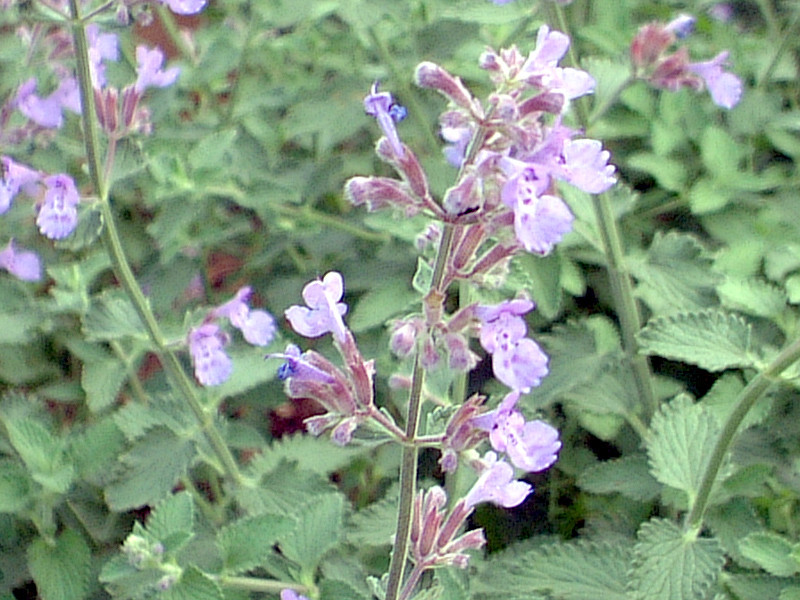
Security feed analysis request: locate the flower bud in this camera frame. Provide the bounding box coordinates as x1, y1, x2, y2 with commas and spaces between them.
345, 176, 419, 214
375, 138, 430, 201
415, 62, 480, 115
443, 173, 480, 217
390, 317, 423, 357
630, 23, 674, 69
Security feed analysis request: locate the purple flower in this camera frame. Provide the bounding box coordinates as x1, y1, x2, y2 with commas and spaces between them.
665, 14, 696, 39
271, 344, 335, 384
464, 452, 531, 508
474, 391, 561, 472
161, 0, 208, 14
518, 26, 595, 100
688, 51, 743, 109
477, 299, 533, 353
280, 590, 309, 600
134, 46, 181, 93
0, 240, 42, 282
364, 82, 407, 158
86, 23, 119, 88
285, 271, 349, 343
560, 139, 617, 194
1, 157, 40, 214
15, 78, 64, 128
36, 174, 80, 240
188, 323, 232, 386
210, 286, 277, 346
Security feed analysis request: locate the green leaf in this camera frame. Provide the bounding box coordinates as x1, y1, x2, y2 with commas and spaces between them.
717, 276, 787, 319
577, 455, 661, 502
0, 459, 32, 512
104, 427, 196, 511
700, 126, 743, 178
216, 343, 280, 398
412, 257, 433, 294
510, 252, 562, 320
739, 532, 799, 577
27, 530, 91, 600
630, 519, 725, 600
280, 493, 345, 575
647, 396, 722, 504
145, 491, 195, 554
475, 540, 631, 600
217, 513, 295, 574
637, 309, 756, 371
630, 232, 720, 315
725, 574, 796, 600
0, 311, 42, 344
252, 433, 368, 477
2, 418, 74, 494
349, 280, 417, 332
82, 292, 148, 342
347, 491, 398, 547
628, 153, 688, 192
69, 418, 126, 482
188, 129, 238, 171
81, 353, 127, 412
162, 566, 223, 600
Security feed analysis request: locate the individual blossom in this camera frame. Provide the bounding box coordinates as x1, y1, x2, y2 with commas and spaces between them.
0, 240, 42, 282
210, 286, 276, 346
1, 156, 40, 214
472, 391, 561, 472
688, 51, 743, 110
160, 0, 208, 14
188, 323, 232, 386
280, 590, 309, 600
364, 82, 408, 158
36, 174, 80, 240
14, 78, 64, 129
464, 451, 531, 508
134, 46, 181, 93
285, 271, 349, 344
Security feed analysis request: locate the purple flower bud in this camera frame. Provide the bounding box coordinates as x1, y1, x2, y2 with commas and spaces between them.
414, 62, 479, 113
389, 318, 423, 357
443, 174, 481, 216
0, 240, 42, 282
36, 174, 80, 240
134, 46, 180, 93
345, 176, 419, 214
285, 271, 349, 343
464, 452, 531, 508
270, 344, 336, 384
364, 82, 407, 158
188, 323, 233, 386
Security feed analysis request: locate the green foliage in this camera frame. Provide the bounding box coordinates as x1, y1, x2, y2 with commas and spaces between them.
27, 530, 91, 600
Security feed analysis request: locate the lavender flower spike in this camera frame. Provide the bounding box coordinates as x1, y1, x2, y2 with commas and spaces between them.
285, 271, 349, 343
0, 240, 42, 282
364, 82, 408, 158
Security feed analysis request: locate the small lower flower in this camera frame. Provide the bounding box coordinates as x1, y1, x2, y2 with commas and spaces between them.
0, 240, 42, 282
36, 174, 80, 240
188, 323, 232, 386
464, 451, 531, 508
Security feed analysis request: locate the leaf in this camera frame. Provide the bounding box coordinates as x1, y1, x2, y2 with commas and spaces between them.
510, 252, 562, 320
348, 280, 417, 332
630, 232, 721, 315
69, 418, 126, 483
739, 532, 799, 577
0, 459, 32, 512
628, 153, 688, 192
347, 491, 398, 547
725, 574, 797, 600
82, 292, 148, 342
104, 427, 196, 511
637, 309, 756, 371
647, 395, 721, 503
162, 566, 223, 600
0, 311, 42, 344
717, 276, 788, 320
81, 353, 127, 412
27, 530, 91, 600
251, 433, 368, 477
3, 418, 74, 494
577, 455, 661, 502
188, 129, 238, 171
630, 519, 725, 600
279, 493, 345, 575
474, 540, 631, 600
145, 491, 195, 554
217, 513, 295, 574
700, 126, 743, 178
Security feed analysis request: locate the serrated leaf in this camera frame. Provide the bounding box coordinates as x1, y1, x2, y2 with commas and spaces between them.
279, 493, 345, 575
706, 498, 764, 569
577, 455, 661, 502
739, 532, 799, 577
162, 566, 223, 600
726, 574, 798, 600
145, 491, 194, 554
0, 459, 31, 512
701, 373, 771, 432
717, 276, 787, 319
630, 519, 725, 600
188, 129, 238, 171
647, 396, 721, 503
347, 492, 398, 547
82, 293, 148, 342
0, 311, 42, 344
637, 309, 756, 371
217, 513, 294, 574
475, 541, 631, 600
628, 153, 687, 191
215, 343, 280, 398
104, 427, 196, 511
252, 433, 367, 478
701, 126, 743, 178
3, 418, 74, 494
630, 232, 721, 315
69, 419, 126, 482
349, 280, 417, 332
28, 530, 91, 600
510, 252, 562, 320
82, 354, 127, 412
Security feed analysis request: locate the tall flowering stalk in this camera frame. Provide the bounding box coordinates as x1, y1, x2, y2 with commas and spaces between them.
274, 24, 615, 600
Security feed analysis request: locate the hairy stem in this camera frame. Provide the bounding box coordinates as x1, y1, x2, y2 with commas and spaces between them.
684, 337, 800, 533
68, 1, 245, 486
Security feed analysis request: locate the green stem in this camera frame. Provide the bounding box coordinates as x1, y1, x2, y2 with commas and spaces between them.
553, 3, 657, 421
384, 224, 456, 600
684, 336, 800, 534
68, 2, 245, 487
215, 575, 310, 596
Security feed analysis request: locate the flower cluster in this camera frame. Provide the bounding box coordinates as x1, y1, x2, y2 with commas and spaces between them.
187, 287, 276, 386
631, 14, 742, 109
